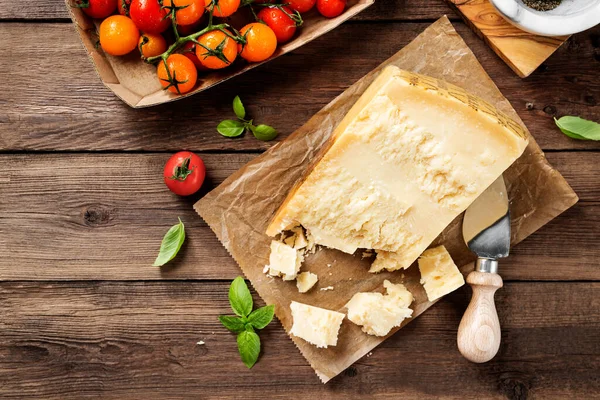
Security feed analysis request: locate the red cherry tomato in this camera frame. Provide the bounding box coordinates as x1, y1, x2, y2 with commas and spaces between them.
316, 0, 346, 18
79, 0, 118, 18
130, 0, 171, 34
163, 152, 206, 196
257, 6, 298, 44
287, 0, 315, 13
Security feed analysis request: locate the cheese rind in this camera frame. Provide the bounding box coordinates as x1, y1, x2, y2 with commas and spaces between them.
266, 66, 528, 272
266, 241, 303, 281
418, 245, 465, 301
346, 280, 413, 336
290, 301, 344, 348
296, 272, 318, 293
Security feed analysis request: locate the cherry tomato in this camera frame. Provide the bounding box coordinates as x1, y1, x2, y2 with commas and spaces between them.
287, 0, 315, 13
177, 19, 204, 35
181, 41, 208, 70
257, 6, 297, 44
195, 29, 238, 69
130, 0, 171, 34
157, 54, 198, 94
118, 0, 132, 15
204, 0, 240, 17
138, 33, 167, 58
238, 23, 277, 63
316, 0, 346, 18
163, 0, 204, 26
163, 151, 206, 196
79, 0, 118, 19
100, 15, 140, 56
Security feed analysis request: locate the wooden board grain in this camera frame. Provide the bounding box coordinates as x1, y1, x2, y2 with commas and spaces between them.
0, 0, 455, 21
446, 0, 569, 78
1, 281, 598, 399
0, 152, 598, 282
0, 23, 598, 152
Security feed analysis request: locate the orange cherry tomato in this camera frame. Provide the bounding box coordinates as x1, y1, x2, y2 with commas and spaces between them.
163, 0, 204, 26
181, 41, 209, 70
138, 33, 167, 58
238, 23, 277, 62
195, 29, 238, 70
204, 0, 240, 17
157, 54, 198, 94
99, 15, 140, 56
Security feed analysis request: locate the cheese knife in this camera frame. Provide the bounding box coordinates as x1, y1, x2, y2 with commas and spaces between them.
457, 176, 510, 363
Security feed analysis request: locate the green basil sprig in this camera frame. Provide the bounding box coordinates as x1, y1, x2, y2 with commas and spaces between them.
152, 218, 185, 267
555, 116, 600, 141
217, 96, 278, 141
219, 277, 275, 368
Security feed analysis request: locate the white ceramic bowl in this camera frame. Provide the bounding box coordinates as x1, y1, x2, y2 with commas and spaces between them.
490, 0, 600, 36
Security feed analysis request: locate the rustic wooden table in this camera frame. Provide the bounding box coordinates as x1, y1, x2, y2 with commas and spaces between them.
1, 1, 599, 398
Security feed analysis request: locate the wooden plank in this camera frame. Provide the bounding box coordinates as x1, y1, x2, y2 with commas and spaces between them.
0, 281, 598, 398
0, 23, 598, 152
445, 0, 568, 78
0, 152, 598, 282
0, 0, 455, 21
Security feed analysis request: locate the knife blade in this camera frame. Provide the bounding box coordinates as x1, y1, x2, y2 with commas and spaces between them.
457, 176, 510, 363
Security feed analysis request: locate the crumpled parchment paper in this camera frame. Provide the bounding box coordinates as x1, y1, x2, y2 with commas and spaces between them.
195, 16, 578, 383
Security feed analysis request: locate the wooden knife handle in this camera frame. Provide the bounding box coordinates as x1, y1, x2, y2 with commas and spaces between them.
457, 271, 503, 363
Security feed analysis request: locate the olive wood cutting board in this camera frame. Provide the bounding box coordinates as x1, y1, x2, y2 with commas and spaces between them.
446, 0, 569, 77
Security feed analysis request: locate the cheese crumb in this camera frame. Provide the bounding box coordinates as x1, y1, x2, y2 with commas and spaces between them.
418, 245, 464, 301
320, 286, 334, 291
262, 265, 269, 274
290, 301, 345, 348
346, 280, 413, 336
296, 272, 318, 293
266, 240, 303, 281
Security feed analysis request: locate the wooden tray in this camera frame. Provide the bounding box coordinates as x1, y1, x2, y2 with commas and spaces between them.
446, 0, 569, 77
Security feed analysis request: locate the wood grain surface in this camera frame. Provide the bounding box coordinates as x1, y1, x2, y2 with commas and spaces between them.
0, 152, 598, 282
445, 0, 569, 78
1, 23, 599, 151
0, 0, 454, 20
1, 281, 599, 399
1, 1, 599, 398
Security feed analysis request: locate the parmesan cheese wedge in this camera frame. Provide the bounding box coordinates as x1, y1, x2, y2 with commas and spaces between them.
266, 66, 527, 272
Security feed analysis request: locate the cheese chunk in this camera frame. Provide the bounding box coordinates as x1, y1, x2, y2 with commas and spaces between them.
346, 280, 413, 336
370, 250, 413, 273
266, 241, 303, 281
290, 301, 344, 348
418, 245, 465, 301
296, 272, 318, 293
266, 66, 528, 271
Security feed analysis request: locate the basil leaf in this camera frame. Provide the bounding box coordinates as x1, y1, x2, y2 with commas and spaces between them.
251, 124, 278, 141
219, 315, 246, 333
237, 330, 260, 369
152, 218, 185, 267
217, 120, 245, 137
229, 276, 253, 317
247, 305, 274, 330
233, 95, 245, 120
555, 116, 600, 141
